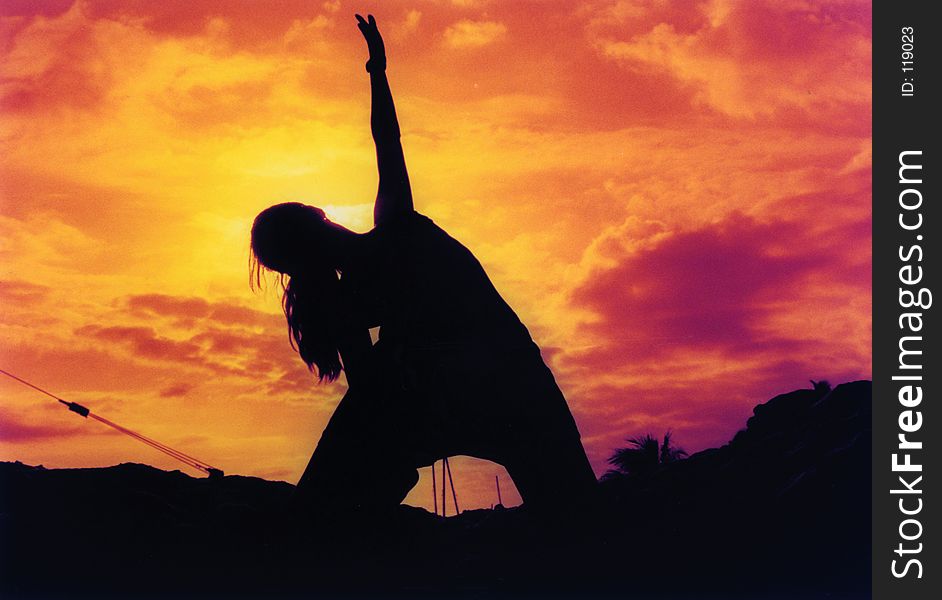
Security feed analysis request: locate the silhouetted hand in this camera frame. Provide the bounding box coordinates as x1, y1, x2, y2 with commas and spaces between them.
356, 14, 386, 72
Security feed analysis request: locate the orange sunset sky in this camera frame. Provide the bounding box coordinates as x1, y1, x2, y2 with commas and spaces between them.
0, 0, 871, 510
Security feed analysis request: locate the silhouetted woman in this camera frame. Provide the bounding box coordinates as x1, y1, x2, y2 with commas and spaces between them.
251, 15, 596, 514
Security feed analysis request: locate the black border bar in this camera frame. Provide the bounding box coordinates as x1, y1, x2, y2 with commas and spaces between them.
873, 2, 938, 598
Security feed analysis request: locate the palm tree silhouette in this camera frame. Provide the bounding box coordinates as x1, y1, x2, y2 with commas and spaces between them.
605, 431, 688, 478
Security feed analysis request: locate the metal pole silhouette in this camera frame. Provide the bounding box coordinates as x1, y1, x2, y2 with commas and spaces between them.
431, 457, 439, 516
445, 456, 459, 514
441, 458, 447, 517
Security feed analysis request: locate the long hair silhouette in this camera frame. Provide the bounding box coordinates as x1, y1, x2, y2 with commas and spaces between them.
250, 202, 343, 381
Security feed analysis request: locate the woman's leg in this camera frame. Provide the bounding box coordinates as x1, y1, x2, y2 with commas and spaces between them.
500, 430, 598, 513
432, 349, 598, 513
500, 366, 597, 512
293, 383, 419, 514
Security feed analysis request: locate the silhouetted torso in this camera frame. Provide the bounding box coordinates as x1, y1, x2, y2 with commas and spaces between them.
307, 212, 597, 512
342, 211, 533, 351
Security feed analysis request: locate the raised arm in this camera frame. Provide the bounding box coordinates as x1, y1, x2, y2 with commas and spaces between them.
356, 14, 413, 226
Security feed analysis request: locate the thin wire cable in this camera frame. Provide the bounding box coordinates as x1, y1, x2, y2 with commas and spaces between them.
89, 413, 216, 470
89, 414, 213, 473
0, 368, 71, 404
91, 417, 204, 468
1, 367, 218, 475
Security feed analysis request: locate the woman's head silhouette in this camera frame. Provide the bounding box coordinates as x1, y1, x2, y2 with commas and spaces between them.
250, 202, 331, 277
250, 202, 346, 382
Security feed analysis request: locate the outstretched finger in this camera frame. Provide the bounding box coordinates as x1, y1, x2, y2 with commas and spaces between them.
368, 14, 376, 27
355, 14, 367, 26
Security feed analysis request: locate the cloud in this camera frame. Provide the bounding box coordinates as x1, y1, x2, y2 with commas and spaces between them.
126, 294, 275, 328
75, 325, 204, 362
283, 15, 332, 46
588, 0, 870, 123
159, 382, 195, 398
553, 206, 870, 461
127, 294, 212, 319
68, 299, 300, 385
569, 202, 871, 366
572, 213, 818, 356
0, 279, 49, 305
393, 9, 422, 39
442, 20, 506, 49
0, 213, 102, 274
0, 1, 109, 114
0, 405, 121, 443
0, 409, 83, 442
